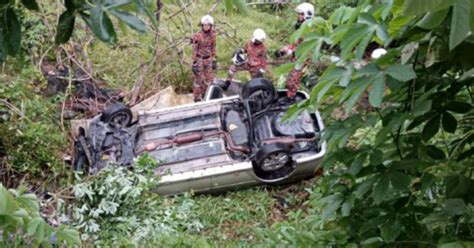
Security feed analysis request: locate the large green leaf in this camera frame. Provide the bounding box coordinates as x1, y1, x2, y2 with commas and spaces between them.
380, 218, 402, 242
389, 171, 412, 191
56, 225, 81, 245
20, 0, 39, 11
422, 114, 441, 141
445, 175, 473, 199
373, 174, 390, 204
344, 79, 371, 113
340, 23, 373, 59
450, 0, 472, 50
446, 101, 472, 113
16, 193, 39, 212
417, 9, 449, 29
104, 0, 132, 9
385, 64, 416, 82
443, 198, 467, 216
87, 6, 117, 43
403, 0, 457, 16
368, 75, 386, 107
0, 185, 18, 215
442, 111, 458, 133
109, 10, 147, 33
27, 217, 42, 236
55, 11, 76, 44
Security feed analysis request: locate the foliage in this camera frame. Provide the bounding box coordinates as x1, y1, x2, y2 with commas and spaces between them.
280, 0, 474, 245
72, 154, 203, 246
0, 77, 69, 186
0, 0, 157, 63
0, 183, 81, 247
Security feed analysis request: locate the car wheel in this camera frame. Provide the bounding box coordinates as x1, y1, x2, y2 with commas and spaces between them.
252, 143, 296, 183
100, 103, 132, 128
241, 78, 276, 112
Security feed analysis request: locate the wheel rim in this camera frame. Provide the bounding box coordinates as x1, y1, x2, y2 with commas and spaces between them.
261, 152, 289, 172
109, 112, 130, 128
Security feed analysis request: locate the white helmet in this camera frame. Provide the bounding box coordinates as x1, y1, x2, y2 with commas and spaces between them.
200, 15, 214, 25
295, 3, 314, 20
252, 28, 266, 43
371, 48, 387, 59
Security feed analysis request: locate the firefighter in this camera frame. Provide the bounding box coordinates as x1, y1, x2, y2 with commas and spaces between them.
276, 3, 314, 100
223, 28, 268, 89
191, 15, 217, 102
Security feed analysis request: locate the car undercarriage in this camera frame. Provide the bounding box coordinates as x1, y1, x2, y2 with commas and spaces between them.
73, 78, 325, 194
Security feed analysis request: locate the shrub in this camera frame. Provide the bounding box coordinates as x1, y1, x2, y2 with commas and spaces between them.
0, 183, 80, 247
72, 154, 203, 246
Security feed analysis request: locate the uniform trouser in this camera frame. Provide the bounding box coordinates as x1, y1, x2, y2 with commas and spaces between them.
227, 63, 263, 80
192, 58, 214, 101
286, 63, 308, 98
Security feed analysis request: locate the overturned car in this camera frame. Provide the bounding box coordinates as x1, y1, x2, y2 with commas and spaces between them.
73, 78, 326, 195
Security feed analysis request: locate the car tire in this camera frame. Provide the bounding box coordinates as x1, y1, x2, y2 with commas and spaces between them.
241, 78, 276, 112
100, 103, 132, 128
252, 143, 296, 183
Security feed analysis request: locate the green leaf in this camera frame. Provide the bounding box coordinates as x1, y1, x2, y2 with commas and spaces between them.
0, 184, 17, 214
403, 0, 457, 16
133, 0, 157, 28
4, 8, 22, 55
422, 114, 441, 141
446, 102, 472, 113
361, 237, 383, 245
417, 9, 449, 29
350, 152, 368, 175
341, 201, 352, 217
460, 68, 474, 81
443, 198, 466, 216
442, 112, 458, 133
450, 0, 472, 50
381, 219, 402, 242
55, 11, 76, 44
56, 225, 81, 245
440, 242, 474, 248
426, 145, 446, 160
445, 175, 473, 199
385, 64, 416, 82
339, 65, 353, 87
16, 193, 39, 212
401, 42, 419, 64
370, 149, 384, 165
27, 217, 42, 236
20, 0, 39, 11
355, 178, 376, 199
321, 194, 344, 220
340, 24, 373, 60
109, 10, 147, 33
369, 75, 385, 107
373, 174, 390, 204
389, 171, 411, 191
343, 79, 371, 113
86, 6, 117, 43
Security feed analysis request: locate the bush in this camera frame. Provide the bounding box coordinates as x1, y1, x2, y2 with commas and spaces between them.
0, 183, 80, 247
72, 154, 203, 246
0, 77, 69, 187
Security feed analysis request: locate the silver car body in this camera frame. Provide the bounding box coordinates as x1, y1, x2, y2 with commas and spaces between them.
138, 84, 326, 195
